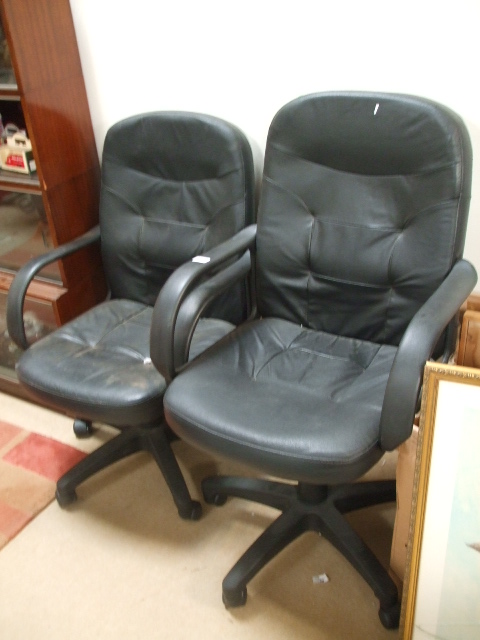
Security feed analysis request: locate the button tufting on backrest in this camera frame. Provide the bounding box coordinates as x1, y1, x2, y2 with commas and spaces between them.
256, 92, 472, 346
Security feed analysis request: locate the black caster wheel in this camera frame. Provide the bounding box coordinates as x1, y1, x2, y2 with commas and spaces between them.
73, 419, 94, 439
222, 587, 247, 608
55, 487, 78, 508
378, 601, 400, 629
203, 492, 228, 506
178, 500, 202, 521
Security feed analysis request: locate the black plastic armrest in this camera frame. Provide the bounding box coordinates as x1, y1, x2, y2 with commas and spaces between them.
173, 250, 251, 371
6, 225, 101, 350
379, 259, 477, 451
150, 224, 257, 382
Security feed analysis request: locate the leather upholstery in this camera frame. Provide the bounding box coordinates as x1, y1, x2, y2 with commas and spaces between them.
161, 93, 476, 623
101, 112, 254, 323
15, 112, 255, 424
164, 92, 475, 478
17, 300, 233, 427
9, 111, 255, 520
256, 92, 472, 345
165, 317, 397, 483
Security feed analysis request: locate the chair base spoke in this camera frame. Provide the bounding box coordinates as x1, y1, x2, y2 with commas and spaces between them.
56, 423, 201, 520
202, 475, 399, 629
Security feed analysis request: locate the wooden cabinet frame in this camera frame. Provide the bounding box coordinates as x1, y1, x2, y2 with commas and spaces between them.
0, 0, 107, 394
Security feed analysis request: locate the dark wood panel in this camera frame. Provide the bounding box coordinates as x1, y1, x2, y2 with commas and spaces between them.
60, 244, 106, 304
54, 271, 108, 325
0, 0, 83, 93
43, 168, 105, 291
22, 78, 100, 190
44, 167, 101, 243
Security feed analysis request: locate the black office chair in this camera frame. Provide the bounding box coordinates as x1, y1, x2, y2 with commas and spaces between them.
153, 92, 477, 627
7, 111, 255, 521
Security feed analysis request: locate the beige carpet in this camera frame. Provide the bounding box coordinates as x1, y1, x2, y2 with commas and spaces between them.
0, 391, 400, 640
0, 420, 89, 549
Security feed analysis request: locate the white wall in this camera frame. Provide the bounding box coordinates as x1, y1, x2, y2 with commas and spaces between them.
69, 0, 480, 286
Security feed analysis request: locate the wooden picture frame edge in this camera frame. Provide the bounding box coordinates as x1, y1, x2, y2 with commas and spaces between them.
400, 361, 480, 639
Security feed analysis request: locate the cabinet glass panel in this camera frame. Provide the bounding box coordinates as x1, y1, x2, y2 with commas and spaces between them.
0, 19, 15, 88
0, 189, 61, 281
0, 97, 25, 134
0, 97, 38, 184
0, 291, 55, 379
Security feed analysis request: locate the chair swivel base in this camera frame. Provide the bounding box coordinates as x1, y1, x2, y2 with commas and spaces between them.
202, 475, 400, 629
56, 423, 202, 520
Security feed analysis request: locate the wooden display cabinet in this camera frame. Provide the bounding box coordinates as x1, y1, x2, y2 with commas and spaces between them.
0, 0, 107, 396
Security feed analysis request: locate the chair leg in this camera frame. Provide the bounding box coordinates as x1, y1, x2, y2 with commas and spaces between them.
201, 475, 400, 629
332, 479, 397, 513
222, 507, 307, 607
202, 475, 296, 511
56, 428, 144, 506
318, 500, 399, 619
144, 427, 202, 520
56, 424, 201, 520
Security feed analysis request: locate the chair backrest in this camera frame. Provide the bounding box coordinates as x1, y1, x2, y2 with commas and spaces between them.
100, 111, 255, 323
256, 92, 472, 346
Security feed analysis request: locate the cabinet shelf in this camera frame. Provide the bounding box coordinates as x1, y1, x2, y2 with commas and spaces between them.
0, 169, 40, 190
0, 83, 18, 96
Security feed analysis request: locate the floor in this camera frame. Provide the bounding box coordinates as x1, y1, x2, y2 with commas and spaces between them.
0, 391, 400, 640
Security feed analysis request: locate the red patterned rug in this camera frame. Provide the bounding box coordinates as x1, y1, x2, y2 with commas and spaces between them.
0, 420, 86, 549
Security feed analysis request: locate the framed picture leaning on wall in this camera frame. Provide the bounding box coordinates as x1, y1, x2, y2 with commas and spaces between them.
401, 361, 480, 640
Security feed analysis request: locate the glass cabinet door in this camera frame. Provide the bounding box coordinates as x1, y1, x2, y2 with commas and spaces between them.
0, 291, 56, 381
0, 18, 15, 87
0, 16, 58, 381
0, 189, 60, 280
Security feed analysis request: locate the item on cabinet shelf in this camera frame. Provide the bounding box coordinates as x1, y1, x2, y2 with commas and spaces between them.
1, 122, 23, 143
6, 131, 31, 150
0, 130, 35, 174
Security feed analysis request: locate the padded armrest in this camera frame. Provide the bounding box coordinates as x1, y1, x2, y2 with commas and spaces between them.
150, 224, 257, 382
6, 225, 101, 350
380, 259, 478, 451
173, 251, 251, 371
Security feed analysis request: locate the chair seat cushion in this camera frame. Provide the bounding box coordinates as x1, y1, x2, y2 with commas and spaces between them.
164, 317, 398, 483
17, 299, 234, 428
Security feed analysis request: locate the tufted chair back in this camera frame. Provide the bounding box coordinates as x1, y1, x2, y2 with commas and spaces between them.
256, 92, 472, 345
100, 111, 255, 323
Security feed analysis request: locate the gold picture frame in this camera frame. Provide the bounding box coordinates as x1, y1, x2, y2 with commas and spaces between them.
401, 361, 480, 639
